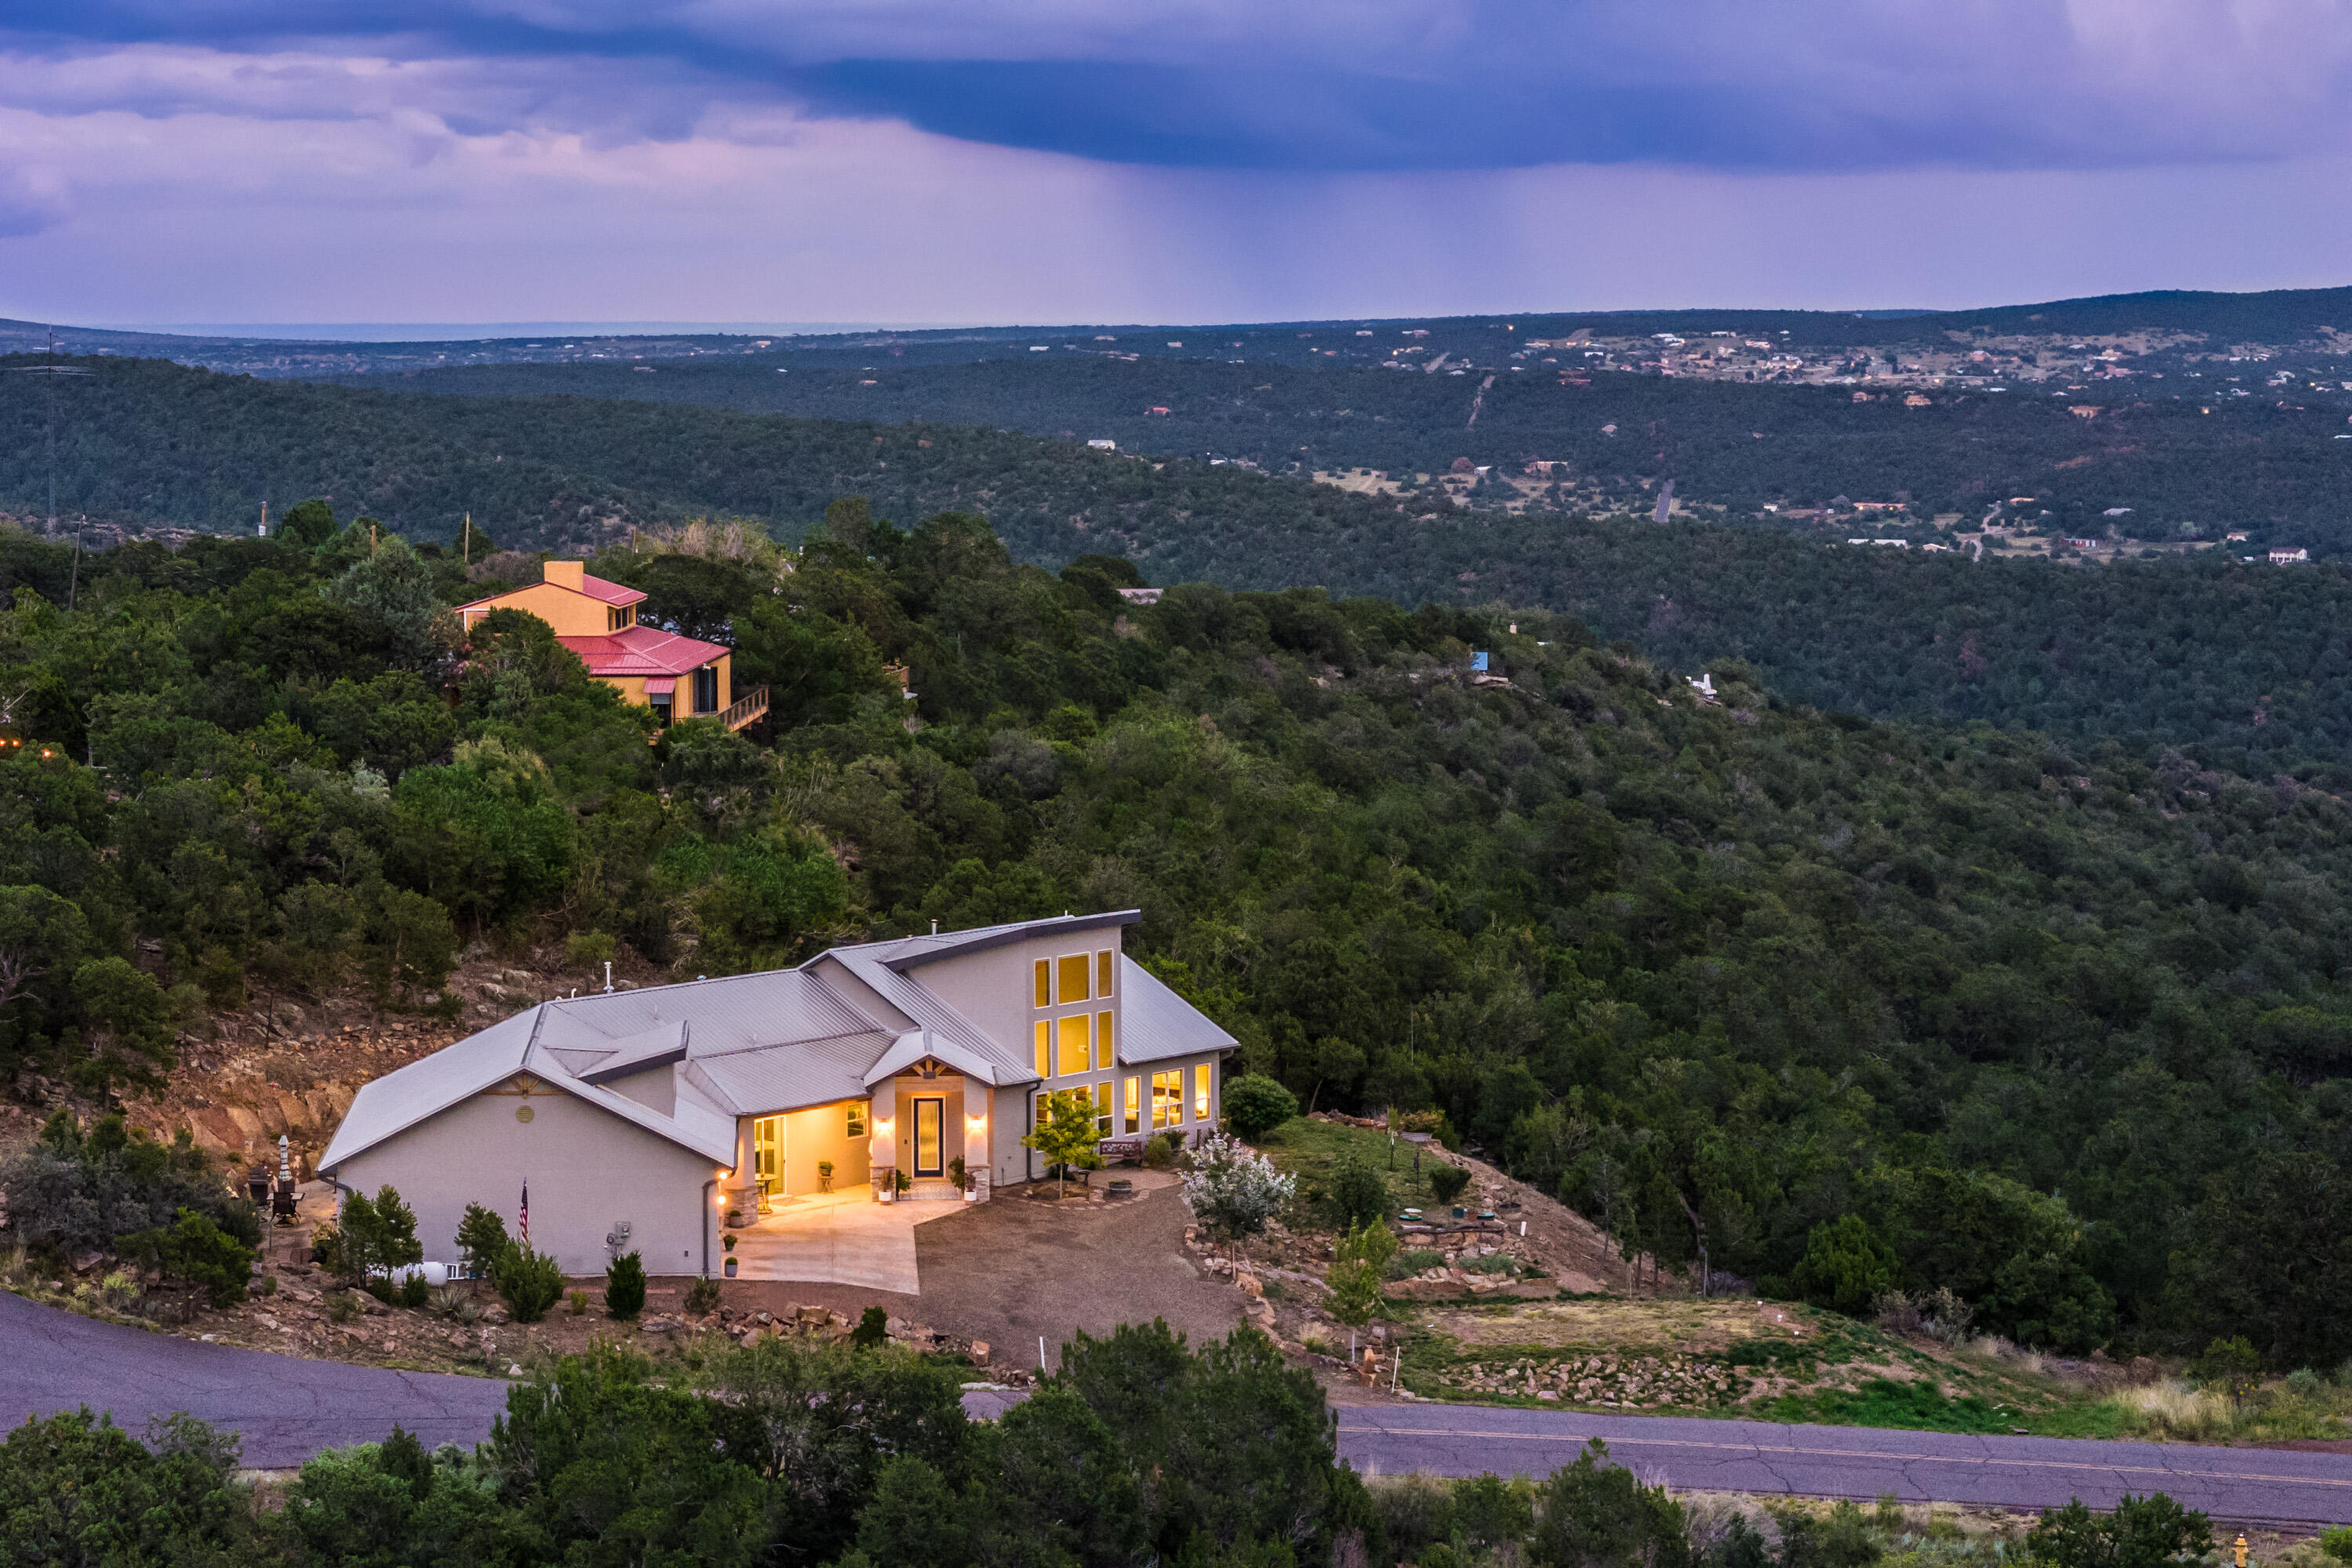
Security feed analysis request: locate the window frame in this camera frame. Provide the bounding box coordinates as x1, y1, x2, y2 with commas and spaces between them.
1193, 1063, 1211, 1121
1056, 1014, 1091, 1078
1056, 953, 1091, 1004
1095, 1010, 1115, 1070
846, 1103, 868, 1139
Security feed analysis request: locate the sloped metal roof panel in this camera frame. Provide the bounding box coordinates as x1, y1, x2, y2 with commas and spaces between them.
695, 1030, 895, 1116
1116, 956, 1239, 1064
319, 1007, 540, 1172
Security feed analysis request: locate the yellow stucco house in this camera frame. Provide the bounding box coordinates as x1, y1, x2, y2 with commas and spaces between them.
456, 561, 767, 730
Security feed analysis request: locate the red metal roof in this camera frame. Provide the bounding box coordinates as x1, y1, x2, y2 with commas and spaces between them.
577, 572, 648, 607
557, 626, 728, 677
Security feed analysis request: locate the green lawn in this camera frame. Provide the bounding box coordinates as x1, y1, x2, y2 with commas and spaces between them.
1253, 1116, 1456, 1221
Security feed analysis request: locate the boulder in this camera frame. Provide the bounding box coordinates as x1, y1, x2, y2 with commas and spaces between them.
1235, 1273, 1264, 1299
970, 1341, 989, 1366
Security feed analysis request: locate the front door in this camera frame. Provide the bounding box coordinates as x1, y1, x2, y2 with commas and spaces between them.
912, 1098, 944, 1178
752, 1116, 782, 1197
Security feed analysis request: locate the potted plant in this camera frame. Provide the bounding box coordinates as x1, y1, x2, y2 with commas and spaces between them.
818, 1159, 834, 1193
879, 1171, 895, 1203
949, 1156, 971, 1201
895, 1169, 911, 1199
721, 1233, 738, 1278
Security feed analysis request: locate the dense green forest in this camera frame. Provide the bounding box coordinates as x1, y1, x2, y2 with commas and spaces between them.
350, 347, 2352, 543
2, 507, 2349, 1364
10, 354, 2352, 779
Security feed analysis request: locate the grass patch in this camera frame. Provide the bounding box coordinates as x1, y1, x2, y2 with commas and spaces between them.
1256, 1116, 1450, 1220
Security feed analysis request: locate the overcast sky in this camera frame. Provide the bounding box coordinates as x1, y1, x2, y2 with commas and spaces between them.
5, 2, 2352, 327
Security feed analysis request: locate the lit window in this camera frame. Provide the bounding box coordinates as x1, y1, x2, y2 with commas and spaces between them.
1033, 1022, 1051, 1078
1057, 953, 1091, 1004
1096, 1011, 1114, 1069
1033, 960, 1051, 1009
1194, 1064, 1211, 1120
847, 1103, 867, 1138
1058, 1014, 1091, 1077
1094, 1082, 1112, 1134
1097, 949, 1114, 997
1123, 1076, 1140, 1134
1152, 1070, 1181, 1129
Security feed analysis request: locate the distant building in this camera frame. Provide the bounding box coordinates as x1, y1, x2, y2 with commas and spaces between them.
2066, 538, 2102, 550
2226, 531, 2250, 542
1116, 587, 1163, 606
1087, 438, 1116, 450
2270, 547, 2310, 564
458, 562, 764, 731
1146, 406, 1171, 416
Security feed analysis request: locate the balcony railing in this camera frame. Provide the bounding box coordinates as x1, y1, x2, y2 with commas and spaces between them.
716, 685, 769, 731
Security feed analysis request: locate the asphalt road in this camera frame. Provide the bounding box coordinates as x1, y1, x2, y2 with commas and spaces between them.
6, 1293, 2348, 1526
1338, 1406, 2352, 1528
0, 1290, 510, 1468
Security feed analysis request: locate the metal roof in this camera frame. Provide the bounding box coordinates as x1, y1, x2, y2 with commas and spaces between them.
555, 626, 729, 677
1116, 956, 1239, 1065
319, 914, 1232, 1174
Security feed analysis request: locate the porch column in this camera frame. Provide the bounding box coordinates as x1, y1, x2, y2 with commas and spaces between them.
869, 1091, 898, 1196
724, 1116, 757, 1223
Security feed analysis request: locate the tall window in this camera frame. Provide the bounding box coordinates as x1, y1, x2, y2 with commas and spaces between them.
693, 665, 720, 714
1096, 949, 1115, 997
1152, 1070, 1181, 1129
1033, 1022, 1051, 1078
1096, 1011, 1115, 1069
1056, 953, 1091, 1004
1193, 1064, 1212, 1121
1033, 960, 1051, 1008
1057, 1014, 1091, 1077
1123, 1076, 1141, 1134
1093, 1082, 1112, 1134
846, 1103, 868, 1138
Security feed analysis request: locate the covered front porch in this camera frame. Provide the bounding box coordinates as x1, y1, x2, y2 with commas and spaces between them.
723, 1187, 964, 1291
868, 1071, 992, 1197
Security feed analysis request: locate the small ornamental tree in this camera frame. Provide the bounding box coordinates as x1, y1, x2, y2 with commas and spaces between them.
1223, 1074, 1299, 1142
1182, 1131, 1297, 1261
1327, 1220, 1399, 1328
2026, 1494, 2212, 1568
604, 1251, 647, 1319
1022, 1091, 1105, 1198
1427, 1163, 1473, 1207
456, 1203, 510, 1279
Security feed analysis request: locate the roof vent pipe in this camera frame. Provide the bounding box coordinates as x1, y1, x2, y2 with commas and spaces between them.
604, 960, 613, 995
931, 919, 938, 935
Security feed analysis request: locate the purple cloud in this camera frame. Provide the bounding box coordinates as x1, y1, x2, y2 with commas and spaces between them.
6, 1, 2351, 172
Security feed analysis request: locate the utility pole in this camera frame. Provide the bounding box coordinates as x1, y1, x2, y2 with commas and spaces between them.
11, 328, 94, 608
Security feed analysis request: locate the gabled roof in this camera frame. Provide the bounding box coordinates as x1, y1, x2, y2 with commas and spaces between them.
319, 913, 1235, 1177
555, 626, 729, 677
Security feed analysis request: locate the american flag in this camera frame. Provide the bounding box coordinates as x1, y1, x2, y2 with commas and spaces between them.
519, 1181, 529, 1245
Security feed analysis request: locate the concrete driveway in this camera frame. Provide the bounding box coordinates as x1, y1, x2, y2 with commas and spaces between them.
727, 1190, 964, 1291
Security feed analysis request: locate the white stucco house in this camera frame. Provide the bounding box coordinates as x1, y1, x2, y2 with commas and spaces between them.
318, 911, 1234, 1276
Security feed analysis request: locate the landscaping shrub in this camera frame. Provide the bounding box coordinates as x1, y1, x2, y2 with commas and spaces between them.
119, 1208, 255, 1308
1325, 1156, 1390, 1229
2188, 1335, 2263, 1396
0, 1410, 261, 1565
1389, 1247, 1446, 1279
1427, 1163, 1473, 1207
398, 1274, 430, 1309
1791, 1215, 1898, 1317
492, 1243, 564, 1323
682, 1275, 722, 1315
604, 1251, 646, 1319
852, 1304, 890, 1350
2026, 1494, 2211, 1568
1223, 1074, 1299, 1141
0, 1112, 258, 1264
